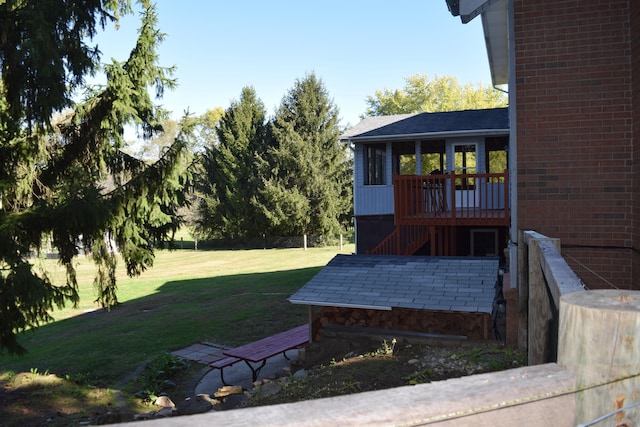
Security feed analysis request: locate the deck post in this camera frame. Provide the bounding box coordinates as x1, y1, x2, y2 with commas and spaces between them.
449, 171, 457, 226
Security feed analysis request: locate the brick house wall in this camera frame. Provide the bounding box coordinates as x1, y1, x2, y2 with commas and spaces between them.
632, 0, 640, 289
514, 0, 638, 289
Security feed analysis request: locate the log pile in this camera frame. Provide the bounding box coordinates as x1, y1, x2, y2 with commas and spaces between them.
316, 307, 490, 340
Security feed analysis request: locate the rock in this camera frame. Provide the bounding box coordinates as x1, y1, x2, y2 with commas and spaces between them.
196, 393, 217, 404
293, 369, 308, 379
407, 358, 420, 365
255, 381, 282, 398
214, 385, 244, 398
213, 393, 248, 410
92, 410, 121, 425
176, 397, 215, 415
154, 407, 174, 418
155, 395, 175, 408
134, 412, 154, 420
278, 376, 291, 385
277, 366, 292, 378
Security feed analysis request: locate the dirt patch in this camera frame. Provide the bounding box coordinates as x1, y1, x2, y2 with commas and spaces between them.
0, 371, 117, 427
243, 340, 525, 408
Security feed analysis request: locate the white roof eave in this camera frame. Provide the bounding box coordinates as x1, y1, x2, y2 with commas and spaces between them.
457, 0, 509, 86
346, 128, 510, 143
482, 0, 509, 86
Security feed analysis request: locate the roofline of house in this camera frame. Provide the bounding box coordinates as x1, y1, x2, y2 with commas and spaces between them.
342, 128, 510, 143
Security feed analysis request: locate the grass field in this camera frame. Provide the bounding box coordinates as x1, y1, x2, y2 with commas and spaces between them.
0, 244, 354, 387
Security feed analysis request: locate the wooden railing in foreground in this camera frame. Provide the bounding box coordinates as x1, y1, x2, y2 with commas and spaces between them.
135, 231, 640, 426
518, 230, 586, 364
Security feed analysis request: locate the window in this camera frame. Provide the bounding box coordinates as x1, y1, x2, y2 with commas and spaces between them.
471, 229, 499, 256
454, 144, 477, 188
392, 142, 416, 175
421, 153, 446, 175
454, 144, 477, 174
485, 137, 509, 175
364, 144, 386, 185
421, 140, 446, 175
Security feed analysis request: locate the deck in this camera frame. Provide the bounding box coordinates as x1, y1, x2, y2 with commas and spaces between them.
393, 171, 509, 227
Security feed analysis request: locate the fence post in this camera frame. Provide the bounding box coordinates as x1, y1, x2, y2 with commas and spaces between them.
340, 234, 343, 251
303, 234, 307, 250
558, 290, 640, 425
527, 237, 559, 365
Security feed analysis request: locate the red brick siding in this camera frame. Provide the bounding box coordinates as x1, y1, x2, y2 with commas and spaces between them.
562, 247, 633, 289
514, 0, 636, 288
631, 0, 640, 289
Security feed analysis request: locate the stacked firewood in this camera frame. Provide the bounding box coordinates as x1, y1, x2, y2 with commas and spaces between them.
316, 307, 490, 340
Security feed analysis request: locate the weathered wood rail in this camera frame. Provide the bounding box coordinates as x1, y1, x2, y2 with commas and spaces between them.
518, 230, 586, 364
122, 231, 640, 426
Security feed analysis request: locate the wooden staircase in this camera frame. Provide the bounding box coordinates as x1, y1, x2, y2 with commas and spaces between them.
367, 225, 456, 256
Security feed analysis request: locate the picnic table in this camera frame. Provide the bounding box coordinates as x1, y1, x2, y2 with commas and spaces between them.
211, 324, 309, 384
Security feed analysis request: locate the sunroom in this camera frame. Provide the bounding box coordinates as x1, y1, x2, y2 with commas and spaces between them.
341, 107, 510, 257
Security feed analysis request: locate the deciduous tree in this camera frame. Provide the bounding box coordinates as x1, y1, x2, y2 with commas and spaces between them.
364, 74, 507, 116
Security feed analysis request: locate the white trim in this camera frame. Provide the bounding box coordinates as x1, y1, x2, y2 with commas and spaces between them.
481, 0, 509, 85
348, 128, 509, 143
459, 0, 491, 23
507, 0, 518, 291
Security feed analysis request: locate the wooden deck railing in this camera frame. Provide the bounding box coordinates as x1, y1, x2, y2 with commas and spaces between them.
393, 170, 509, 227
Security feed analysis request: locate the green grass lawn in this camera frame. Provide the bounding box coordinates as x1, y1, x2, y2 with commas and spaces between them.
0, 245, 354, 387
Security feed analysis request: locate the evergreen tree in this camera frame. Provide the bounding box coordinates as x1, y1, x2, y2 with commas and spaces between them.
0, 1, 192, 354
197, 87, 269, 240
259, 73, 352, 237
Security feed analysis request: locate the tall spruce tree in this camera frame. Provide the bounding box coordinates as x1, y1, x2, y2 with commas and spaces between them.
259, 73, 352, 237
0, 0, 192, 354
198, 87, 269, 240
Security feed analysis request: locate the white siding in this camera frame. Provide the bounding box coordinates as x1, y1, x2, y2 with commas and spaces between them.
354, 185, 394, 215
353, 142, 395, 216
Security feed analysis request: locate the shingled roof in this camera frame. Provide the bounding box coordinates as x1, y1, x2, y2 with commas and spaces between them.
341, 107, 509, 141
289, 254, 499, 314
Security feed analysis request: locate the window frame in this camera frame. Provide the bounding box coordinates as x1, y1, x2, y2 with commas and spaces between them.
364, 143, 386, 185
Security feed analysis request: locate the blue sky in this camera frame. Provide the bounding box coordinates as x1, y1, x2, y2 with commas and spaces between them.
93, 1, 490, 128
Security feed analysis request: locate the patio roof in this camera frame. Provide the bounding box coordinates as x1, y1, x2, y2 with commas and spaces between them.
289, 254, 499, 314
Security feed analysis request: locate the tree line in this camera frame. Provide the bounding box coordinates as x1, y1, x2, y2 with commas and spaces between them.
193, 79, 352, 244
0, 0, 505, 354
